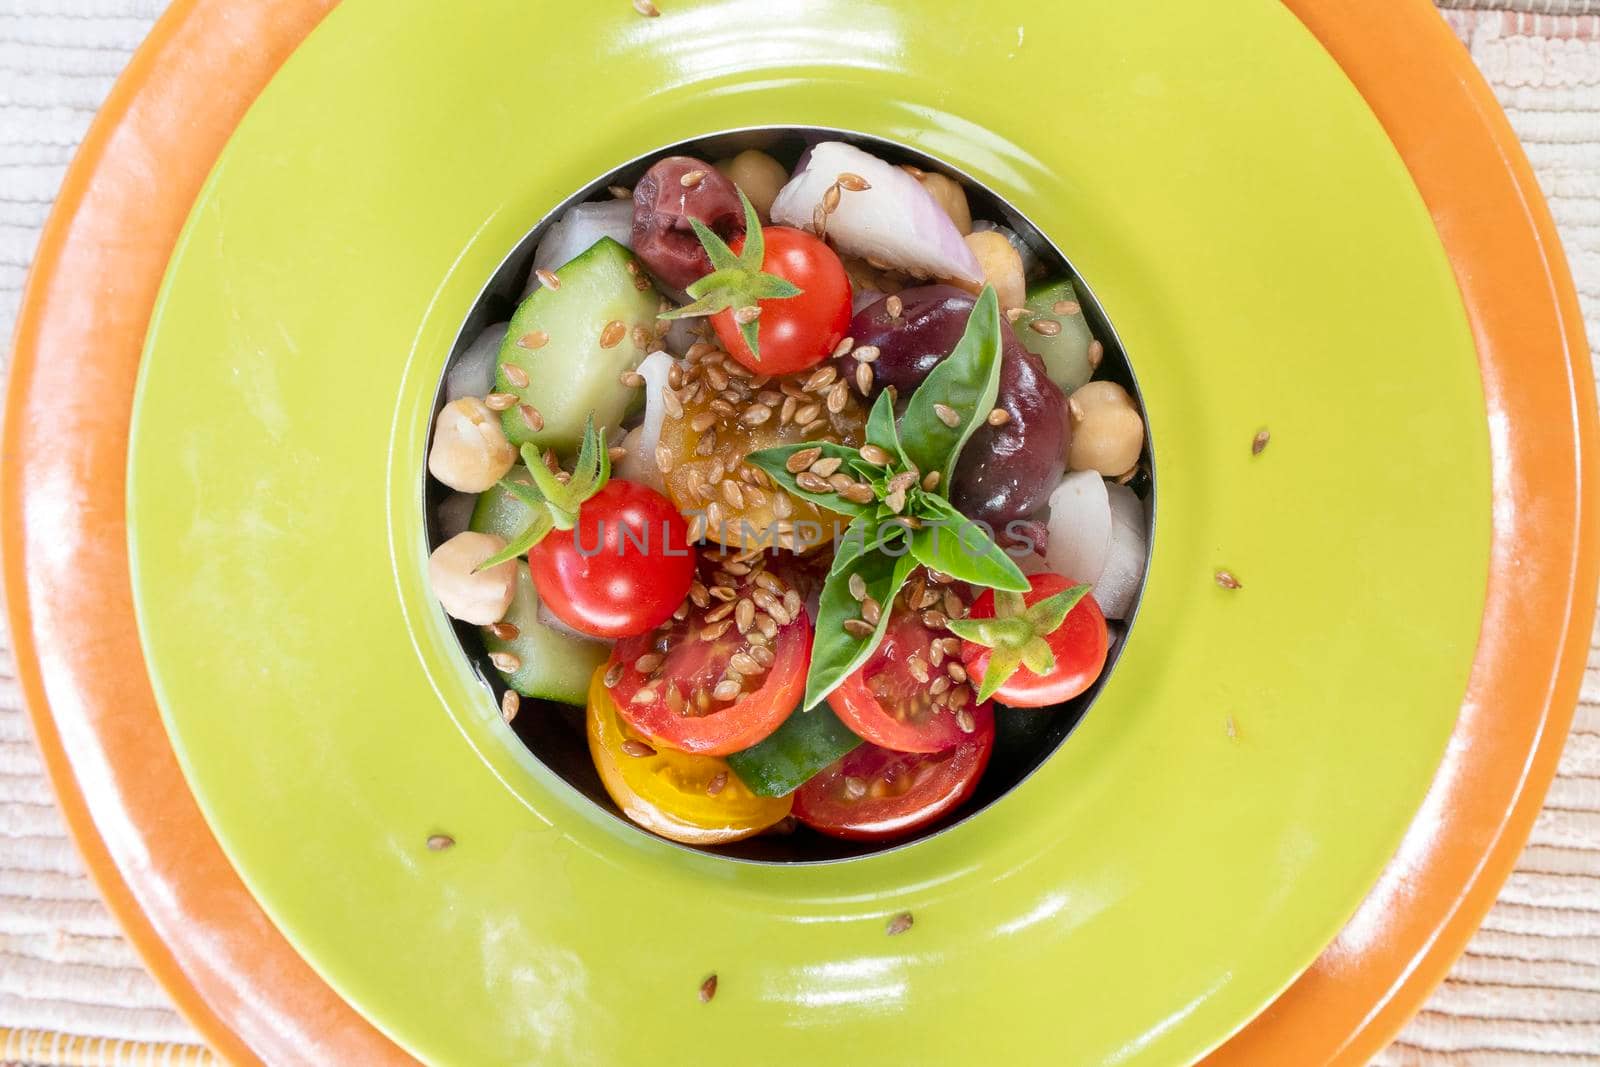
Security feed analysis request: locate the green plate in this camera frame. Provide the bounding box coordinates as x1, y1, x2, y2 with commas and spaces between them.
128, 1, 1487, 1063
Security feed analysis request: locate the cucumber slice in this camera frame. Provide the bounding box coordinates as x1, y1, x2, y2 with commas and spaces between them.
469, 465, 539, 542
495, 237, 661, 453
726, 704, 863, 798
483, 569, 609, 705
1019, 278, 1097, 393
467, 465, 607, 704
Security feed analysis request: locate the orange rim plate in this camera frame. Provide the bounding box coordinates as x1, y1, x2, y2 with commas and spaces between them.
1, 2, 1592, 1064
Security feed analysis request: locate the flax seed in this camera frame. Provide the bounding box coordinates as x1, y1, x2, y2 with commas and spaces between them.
662, 388, 684, 419
712, 679, 743, 702
516, 330, 549, 350
771, 491, 793, 518
786, 447, 823, 473
855, 361, 874, 395
860, 597, 881, 625
680, 169, 707, 188
1252, 429, 1270, 455
427, 834, 455, 851
1088, 339, 1105, 369
604, 661, 625, 687
884, 488, 907, 513
740, 404, 773, 427
629, 686, 657, 704
490, 651, 522, 673
933, 403, 961, 428
1029, 318, 1062, 336
848, 573, 868, 601
735, 598, 756, 633
634, 653, 664, 674
886, 912, 913, 936
518, 404, 544, 432
795, 402, 822, 425
487, 621, 520, 641
840, 482, 876, 504
956, 707, 976, 733
842, 618, 875, 639
921, 470, 941, 491
943, 590, 962, 619
501, 363, 531, 389
859, 444, 892, 466
907, 656, 930, 683
1053, 299, 1081, 316
535, 268, 560, 290
987, 407, 1010, 426
795, 471, 830, 493
1215, 569, 1242, 590
622, 739, 656, 758
832, 336, 856, 358
810, 456, 843, 477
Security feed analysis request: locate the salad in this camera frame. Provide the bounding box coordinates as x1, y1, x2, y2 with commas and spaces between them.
427, 137, 1150, 851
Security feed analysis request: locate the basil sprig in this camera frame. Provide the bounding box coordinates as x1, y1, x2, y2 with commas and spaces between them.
746, 285, 1029, 709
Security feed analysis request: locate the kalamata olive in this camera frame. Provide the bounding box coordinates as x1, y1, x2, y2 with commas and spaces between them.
840, 285, 1069, 528
631, 156, 745, 292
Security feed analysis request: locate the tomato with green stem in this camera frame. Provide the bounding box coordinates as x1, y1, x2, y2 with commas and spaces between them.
660, 189, 850, 375
950, 572, 1108, 707
481, 417, 694, 640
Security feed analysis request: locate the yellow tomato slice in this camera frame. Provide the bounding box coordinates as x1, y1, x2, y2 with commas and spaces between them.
586, 668, 791, 845
657, 356, 865, 552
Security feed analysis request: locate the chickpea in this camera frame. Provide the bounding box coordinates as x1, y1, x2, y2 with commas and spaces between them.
429, 396, 515, 493
429, 531, 517, 625
960, 230, 1026, 311
919, 172, 972, 235
1067, 381, 1145, 479
714, 150, 788, 223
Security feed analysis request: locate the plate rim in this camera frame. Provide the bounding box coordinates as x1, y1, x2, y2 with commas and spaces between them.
1, 1, 1592, 1065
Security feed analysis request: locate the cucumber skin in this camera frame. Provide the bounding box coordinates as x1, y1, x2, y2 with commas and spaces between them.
495, 237, 660, 453
1020, 278, 1097, 394
467, 466, 607, 705
484, 570, 607, 705
727, 703, 863, 798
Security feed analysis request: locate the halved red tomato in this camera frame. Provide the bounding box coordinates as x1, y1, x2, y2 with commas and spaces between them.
827, 585, 977, 753
607, 557, 810, 756
793, 703, 995, 841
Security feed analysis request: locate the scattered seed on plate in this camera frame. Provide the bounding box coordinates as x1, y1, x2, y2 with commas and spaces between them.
1215, 569, 1242, 590
1226, 715, 1239, 739
535, 268, 560, 290
515, 330, 549, 350
699, 974, 718, 1003
632, 0, 660, 15
886, 912, 914, 936
427, 834, 455, 851
1252, 429, 1270, 455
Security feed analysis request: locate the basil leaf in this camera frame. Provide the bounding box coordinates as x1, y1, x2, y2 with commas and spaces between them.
863, 389, 900, 454
725, 703, 862, 797
804, 547, 916, 709
744, 442, 874, 517
828, 513, 905, 578
898, 285, 1003, 487
908, 493, 1029, 592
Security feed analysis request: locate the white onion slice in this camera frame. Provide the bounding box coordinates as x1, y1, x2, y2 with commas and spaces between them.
1043, 470, 1112, 586
436, 492, 477, 541
445, 322, 506, 403
770, 142, 982, 284
1094, 484, 1149, 620
614, 350, 674, 493
523, 200, 635, 299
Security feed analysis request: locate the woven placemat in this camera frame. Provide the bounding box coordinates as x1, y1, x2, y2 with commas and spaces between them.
1, 3, 1597, 1065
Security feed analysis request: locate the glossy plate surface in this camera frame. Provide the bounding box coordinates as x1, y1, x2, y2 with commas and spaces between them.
123, 1, 1490, 1063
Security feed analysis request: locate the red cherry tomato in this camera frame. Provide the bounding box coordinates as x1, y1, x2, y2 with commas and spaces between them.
527, 480, 694, 639
713, 227, 851, 375
607, 562, 810, 756
793, 704, 994, 841
828, 606, 973, 754
960, 573, 1109, 708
